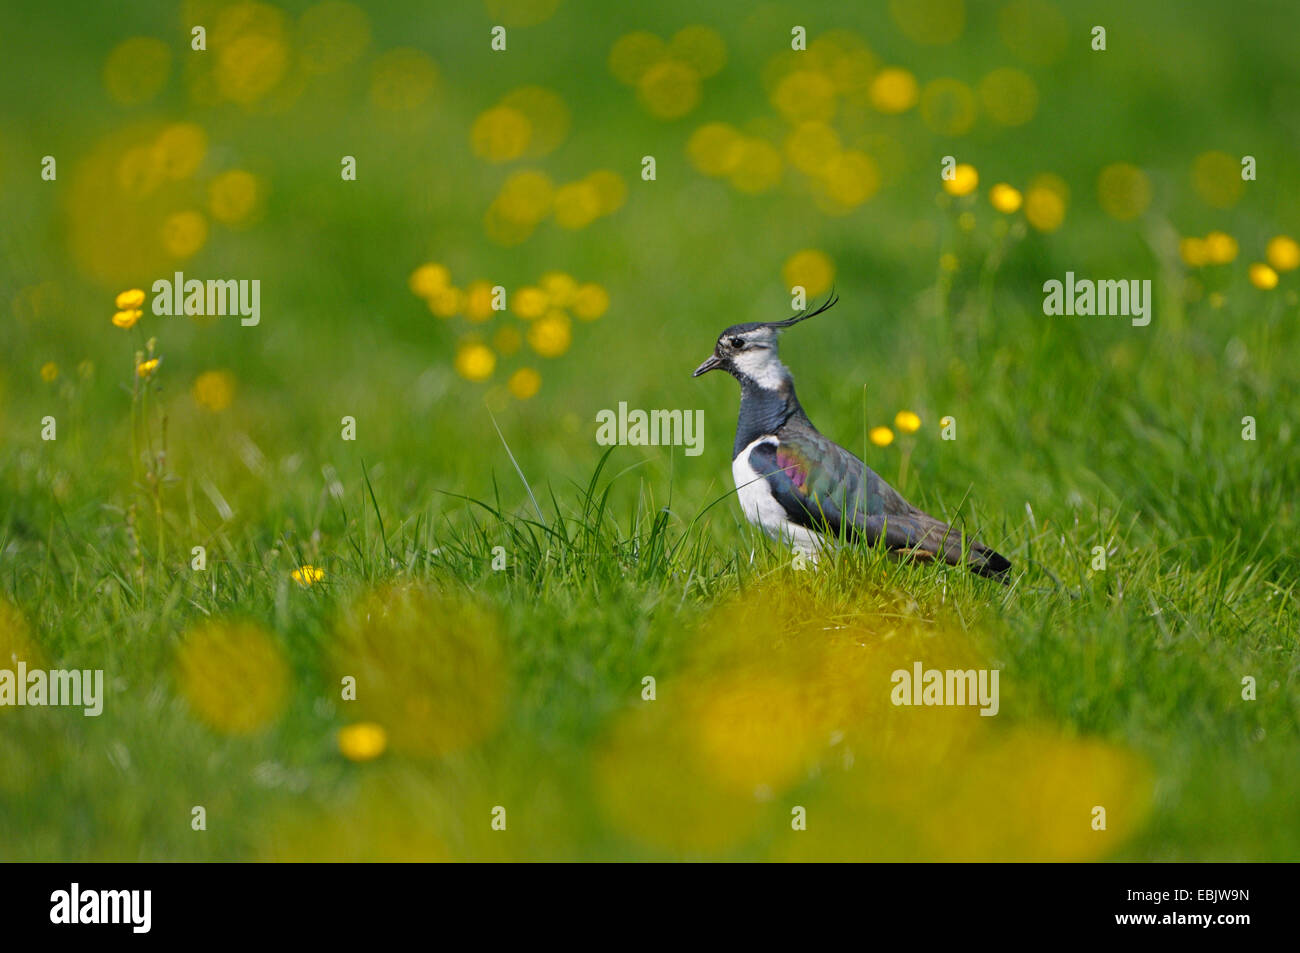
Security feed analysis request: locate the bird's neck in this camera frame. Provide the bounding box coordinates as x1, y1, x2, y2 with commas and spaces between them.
734, 376, 806, 456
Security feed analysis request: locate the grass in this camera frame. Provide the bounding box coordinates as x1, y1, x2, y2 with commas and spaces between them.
2, 0, 1299, 861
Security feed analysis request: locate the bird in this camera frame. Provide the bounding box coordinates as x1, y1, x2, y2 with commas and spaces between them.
692, 292, 1011, 581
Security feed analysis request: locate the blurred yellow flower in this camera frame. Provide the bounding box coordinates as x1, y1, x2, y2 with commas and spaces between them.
369, 47, 439, 111
338, 722, 387, 762
528, 311, 572, 357
939, 253, 959, 272
670, 25, 727, 77
471, 105, 531, 162
540, 272, 577, 307
176, 621, 289, 735
784, 121, 842, 175
585, 169, 627, 217
1249, 262, 1279, 290
192, 370, 235, 412
552, 181, 602, 229
572, 283, 609, 320
499, 86, 570, 158
292, 564, 325, 586
891, 0, 966, 45
113, 308, 142, 329
869, 426, 895, 447
772, 70, 837, 124
1179, 237, 1209, 267
978, 67, 1038, 126
609, 31, 667, 86
409, 263, 450, 297
136, 358, 160, 378
688, 122, 745, 176
511, 285, 548, 319
1204, 231, 1238, 265
40, 362, 58, 382
1191, 151, 1243, 209
638, 60, 701, 119
161, 210, 208, 258
508, 367, 542, 399
115, 288, 146, 309
782, 249, 835, 296
103, 36, 171, 105
989, 183, 1022, 213
208, 169, 261, 225
496, 169, 555, 225
1266, 235, 1300, 272
870, 67, 918, 113
455, 343, 496, 381
1024, 174, 1068, 232
921, 78, 977, 136
895, 410, 922, 433
153, 123, 208, 180
427, 286, 463, 318
464, 280, 496, 322
728, 138, 784, 194
943, 163, 978, 197
819, 150, 879, 210
1096, 163, 1151, 221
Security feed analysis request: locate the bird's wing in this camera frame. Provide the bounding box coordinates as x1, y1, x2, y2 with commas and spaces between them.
748, 425, 1011, 580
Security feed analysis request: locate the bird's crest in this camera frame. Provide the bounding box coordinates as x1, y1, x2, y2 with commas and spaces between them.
763, 289, 839, 330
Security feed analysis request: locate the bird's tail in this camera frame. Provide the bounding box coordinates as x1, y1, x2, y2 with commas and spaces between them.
860, 511, 1012, 583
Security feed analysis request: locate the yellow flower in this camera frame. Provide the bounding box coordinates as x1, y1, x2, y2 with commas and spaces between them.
539, 271, 577, 307
408, 263, 450, 297
782, 249, 835, 297
942, 163, 978, 197
870, 67, 918, 113
40, 362, 59, 382
1249, 262, 1279, 290
511, 285, 549, 319
338, 722, 388, 762
1266, 235, 1300, 272
1179, 237, 1209, 267
136, 358, 160, 378
869, 426, 895, 447
427, 286, 463, 318
894, 410, 921, 433
463, 280, 496, 322
572, 283, 610, 320
291, 565, 325, 587
192, 370, 235, 412
508, 367, 542, 399
1204, 231, 1238, 265
115, 288, 146, 309
989, 183, 1022, 214
1024, 175, 1068, 232
113, 308, 142, 329
455, 343, 496, 381
528, 311, 572, 357
939, 253, 959, 272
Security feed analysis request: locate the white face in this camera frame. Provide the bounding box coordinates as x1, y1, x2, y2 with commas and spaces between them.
719, 327, 788, 388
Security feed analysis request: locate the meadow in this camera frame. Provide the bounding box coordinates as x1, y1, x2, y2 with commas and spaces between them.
1, 0, 1298, 861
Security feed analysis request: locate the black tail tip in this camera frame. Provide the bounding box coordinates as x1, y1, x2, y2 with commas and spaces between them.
971, 549, 1012, 582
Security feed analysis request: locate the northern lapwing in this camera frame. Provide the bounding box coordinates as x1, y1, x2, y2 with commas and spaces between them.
692, 293, 1011, 581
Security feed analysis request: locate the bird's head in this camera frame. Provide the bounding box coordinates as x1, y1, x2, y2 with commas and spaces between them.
692, 291, 838, 389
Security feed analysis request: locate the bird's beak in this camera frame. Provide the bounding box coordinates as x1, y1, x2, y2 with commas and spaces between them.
692, 354, 723, 377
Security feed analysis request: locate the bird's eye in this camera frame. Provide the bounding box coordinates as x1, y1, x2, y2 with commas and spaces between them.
729, 336, 745, 349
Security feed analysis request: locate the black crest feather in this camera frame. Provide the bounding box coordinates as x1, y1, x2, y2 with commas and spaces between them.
763, 288, 839, 329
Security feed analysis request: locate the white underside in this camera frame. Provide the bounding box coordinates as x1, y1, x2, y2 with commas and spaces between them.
732, 435, 826, 557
